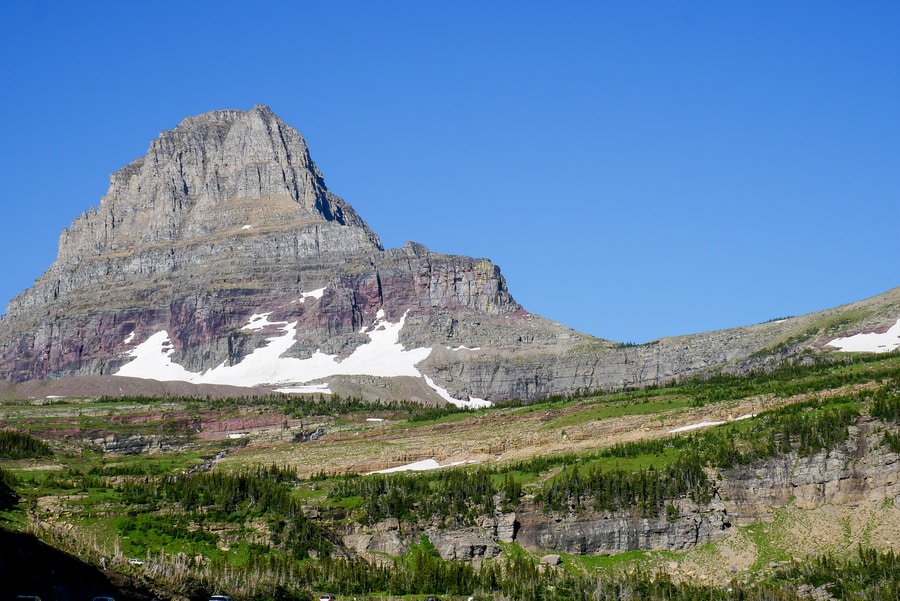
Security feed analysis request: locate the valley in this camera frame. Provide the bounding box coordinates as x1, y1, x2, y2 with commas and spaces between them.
2, 350, 900, 600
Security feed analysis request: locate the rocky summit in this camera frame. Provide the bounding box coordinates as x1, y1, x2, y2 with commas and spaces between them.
1, 106, 898, 403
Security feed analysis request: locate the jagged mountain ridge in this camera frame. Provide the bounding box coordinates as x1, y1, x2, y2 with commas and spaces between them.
1, 106, 898, 402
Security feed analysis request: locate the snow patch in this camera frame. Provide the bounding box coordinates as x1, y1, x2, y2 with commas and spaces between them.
668, 420, 726, 433
826, 318, 900, 353
244, 313, 277, 331
448, 345, 481, 351
242, 224, 252, 230
423, 375, 492, 409
115, 309, 491, 407
368, 458, 476, 474
274, 384, 333, 394
300, 287, 327, 302
116, 331, 200, 381
668, 413, 756, 434
123, 331, 135, 344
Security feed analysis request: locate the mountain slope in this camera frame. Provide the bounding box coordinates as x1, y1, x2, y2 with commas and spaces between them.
0, 106, 897, 402
2, 351, 899, 597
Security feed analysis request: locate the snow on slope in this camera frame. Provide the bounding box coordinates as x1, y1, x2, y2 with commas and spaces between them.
115, 298, 489, 408
368, 458, 476, 474
826, 318, 900, 353
668, 413, 755, 434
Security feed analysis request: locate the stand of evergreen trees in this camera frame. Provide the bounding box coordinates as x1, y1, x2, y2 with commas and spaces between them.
0, 430, 52, 459
329, 469, 499, 525
0, 467, 19, 511
538, 454, 710, 516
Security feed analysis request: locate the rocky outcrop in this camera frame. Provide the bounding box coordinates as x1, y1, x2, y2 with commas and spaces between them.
343, 526, 408, 558
88, 433, 190, 455
514, 418, 900, 556
718, 420, 900, 524
514, 499, 731, 555
336, 418, 898, 562
427, 529, 501, 561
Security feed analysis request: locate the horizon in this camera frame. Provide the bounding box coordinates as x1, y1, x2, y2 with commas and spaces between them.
1, 1, 897, 343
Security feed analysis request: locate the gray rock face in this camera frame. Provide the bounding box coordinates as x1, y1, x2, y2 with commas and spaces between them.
513, 418, 900, 556
515, 499, 730, 555
11, 106, 381, 316
343, 530, 408, 558
334, 422, 900, 562
718, 420, 900, 523
88, 433, 189, 455
427, 529, 501, 561
60, 105, 380, 260
329, 421, 899, 563
1, 105, 897, 400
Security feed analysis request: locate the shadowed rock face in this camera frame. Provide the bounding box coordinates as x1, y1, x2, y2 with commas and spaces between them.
0, 106, 896, 400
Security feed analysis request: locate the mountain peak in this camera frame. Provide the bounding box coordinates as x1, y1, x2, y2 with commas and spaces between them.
82, 106, 381, 254
7, 107, 385, 321
3, 107, 891, 402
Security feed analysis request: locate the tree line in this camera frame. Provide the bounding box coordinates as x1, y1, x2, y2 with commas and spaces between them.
0, 430, 53, 459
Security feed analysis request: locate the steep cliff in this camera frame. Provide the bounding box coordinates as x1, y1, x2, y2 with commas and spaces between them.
513, 417, 900, 555
0, 106, 586, 401
339, 416, 900, 562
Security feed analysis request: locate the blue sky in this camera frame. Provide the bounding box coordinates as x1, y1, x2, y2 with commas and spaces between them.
1, 1, 897, 343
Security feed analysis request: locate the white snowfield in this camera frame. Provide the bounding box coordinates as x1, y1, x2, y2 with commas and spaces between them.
668, 413, 755, 434
273, 384, 332, 395
826, 318, 900, 353
115, 294, 490, 408
300, 287, 326, 301
368, 458, 476, 474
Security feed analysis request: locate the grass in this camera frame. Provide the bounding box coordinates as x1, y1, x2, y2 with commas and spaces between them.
742, 508, 800, 572
587, 446, 684, 472
569, 548, 660, 573
85, 452, 210, 477
489, 468, 539, 490
536, 396, 694, 431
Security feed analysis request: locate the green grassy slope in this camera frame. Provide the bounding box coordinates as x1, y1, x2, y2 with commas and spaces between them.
1, 351, 899, 600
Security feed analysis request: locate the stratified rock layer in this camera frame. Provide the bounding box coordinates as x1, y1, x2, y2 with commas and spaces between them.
1, 106, 898, 401
0, 106, 566, 397
513, 417, 900, 555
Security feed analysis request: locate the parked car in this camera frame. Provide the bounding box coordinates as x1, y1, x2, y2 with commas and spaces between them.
209, 596, 232, 601
93, 597, 116, 601
318, 595, 336, 601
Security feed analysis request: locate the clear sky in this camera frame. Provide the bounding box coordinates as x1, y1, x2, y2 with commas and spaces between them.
1, 1, 897, 343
